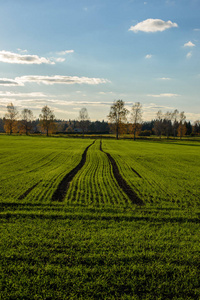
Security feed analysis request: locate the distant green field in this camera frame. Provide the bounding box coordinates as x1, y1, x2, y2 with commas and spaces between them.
1, 135, 200, 299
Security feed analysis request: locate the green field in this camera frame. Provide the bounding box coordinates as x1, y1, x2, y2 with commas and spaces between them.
1, 135, 200, 299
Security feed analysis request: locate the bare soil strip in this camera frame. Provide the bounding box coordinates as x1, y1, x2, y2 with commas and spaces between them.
100, 140, 144, 206
131, 167, 142, 178
52, 140, 95, 202
18, 181, 41, 200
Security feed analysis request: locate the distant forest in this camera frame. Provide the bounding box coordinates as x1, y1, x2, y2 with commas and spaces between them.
1, 102, 199, 138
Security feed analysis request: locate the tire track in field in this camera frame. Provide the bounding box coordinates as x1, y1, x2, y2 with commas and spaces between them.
52, 140, 95, 202
131, 167, 142, 178
100, 140, 144, 206
18, 181, 42, 200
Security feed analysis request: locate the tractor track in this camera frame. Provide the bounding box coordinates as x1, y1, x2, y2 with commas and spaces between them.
18, 181, 41, 200
100, 140, 144, 206
131, 167, 142, 178
52, 140, 95, 202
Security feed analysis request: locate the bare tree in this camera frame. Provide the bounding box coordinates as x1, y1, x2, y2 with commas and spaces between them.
20, 109, 34, 135
78, 108, 90, 136
39, 105, 55, 136
153, 110, 163, 138
178, 111, 186, 139
108, 100, 129, 139
4, 103, 18, 134
163, 111, 172, 139
131, 102, 142, 140
171, 109, 179, 138
193, 120, 200, 135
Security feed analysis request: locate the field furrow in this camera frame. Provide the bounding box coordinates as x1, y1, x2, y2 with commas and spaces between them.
65, 140, 129, 206
0, 136, 92, 202
103, 139, 200, 206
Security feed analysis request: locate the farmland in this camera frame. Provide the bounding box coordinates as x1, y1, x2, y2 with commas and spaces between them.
1, 135, 200, 299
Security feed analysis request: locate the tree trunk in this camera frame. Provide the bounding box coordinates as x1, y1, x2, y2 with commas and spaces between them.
116, 125, 119, 139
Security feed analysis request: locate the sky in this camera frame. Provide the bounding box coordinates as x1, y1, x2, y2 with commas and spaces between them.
0, 0, 199, 122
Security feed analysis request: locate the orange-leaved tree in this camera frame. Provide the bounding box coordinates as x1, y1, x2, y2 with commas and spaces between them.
39, 105, 55, 136
4, 103, 18, 134
108, 100, 129, 139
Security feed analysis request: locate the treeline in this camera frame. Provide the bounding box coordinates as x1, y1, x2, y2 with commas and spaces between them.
1, 102, 200, 138
107, 100, 200, 139
0, 104, 110, 135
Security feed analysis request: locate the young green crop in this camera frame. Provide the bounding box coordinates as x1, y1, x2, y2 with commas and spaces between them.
0, 135, 92, 202
1, 135, 200, 299
102, 139, 200, 207
66, 140, 131, 206
1, 202, 200, 299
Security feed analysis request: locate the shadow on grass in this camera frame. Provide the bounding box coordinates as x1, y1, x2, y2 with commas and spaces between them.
1, 211, 200, 224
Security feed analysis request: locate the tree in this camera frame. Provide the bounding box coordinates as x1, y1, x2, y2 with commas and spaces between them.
39, 105, 55, 136
108, 100, 129, 139
131, 102, 142, 140
153, 110, 163, 138
78, 108, 90, 136
163, 111, 172, 138
171, 109, 179, 138
4, 103, 18, 134
19, 109, 34, 135
177, 111, 186, 139
193, 120, 200, 135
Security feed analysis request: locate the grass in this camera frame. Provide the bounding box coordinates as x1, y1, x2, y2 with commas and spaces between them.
103, 139, 200, 207
0, 135, 92, 202
1, 135, 200, 299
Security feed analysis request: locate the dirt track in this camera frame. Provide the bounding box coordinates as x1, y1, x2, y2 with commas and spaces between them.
52, 140, 95, 201
18, 181, 41, 200
100, 140, 144, 206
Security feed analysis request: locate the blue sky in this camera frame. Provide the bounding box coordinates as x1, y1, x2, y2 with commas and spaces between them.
0, 0, 199, 122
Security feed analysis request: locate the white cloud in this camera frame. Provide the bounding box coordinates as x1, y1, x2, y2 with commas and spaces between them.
186, 51, 192, 58
145, 54, 152, 59
17, 48, 28, 53
147, 93, 180, 97
54, 57, 66, 62
0, 75, 110, 87
194, 28, 200, 31
15, 75, 110, 85
0, 92, 47, 98
159, 77, 171, 80
99, 91, 114, 95
184, 41, 195, 47
129, 18, 178, 33
56, 50, 74, 55
0, 78, 22, 86
0, 51, 54, 64
144, 103, 174, 110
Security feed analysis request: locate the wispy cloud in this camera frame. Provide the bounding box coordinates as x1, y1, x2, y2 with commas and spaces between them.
17, 48, 28, 54
147, 93, 180, 97
184, 41, 195, 47
186, 51, 192, 59
0, 92, 47, 98
99, 91, 114, 95
144, 103, 175, 110
0, 78, 22, 86
158, 77, 171, 80
145, 54, 152, 59
0, 51, 54, 64
56, 50, 74, 55
0, 75, 110, 86
129, 19, 178, 33
53, 57, 66, 62
15, 75, 110, 85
